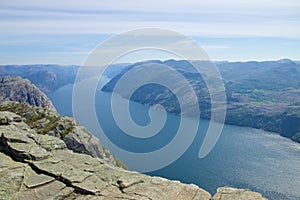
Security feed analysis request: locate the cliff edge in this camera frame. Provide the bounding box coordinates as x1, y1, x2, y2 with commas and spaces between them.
0, 76, 267, 199
0, 111, 267, 199
0, 76, 56, 111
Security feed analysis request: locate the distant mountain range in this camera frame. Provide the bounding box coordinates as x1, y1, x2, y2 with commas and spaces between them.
0, 64, 78, 92
102, 59, 300, 143
1, 59, 300, 143
0, 63, 128, 93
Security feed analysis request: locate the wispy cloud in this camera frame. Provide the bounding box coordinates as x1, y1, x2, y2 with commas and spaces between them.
1, 19, 299, 38
1, 0, 299, 37
0, 0, 299, 64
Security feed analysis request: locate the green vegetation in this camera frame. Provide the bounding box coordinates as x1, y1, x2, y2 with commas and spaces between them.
60, 126, 74, 138
114, 156, 127, 169
101, 146, 127, 169
102, 146, 111, 158
0, 102, 74, 138
102, 59, 300, 143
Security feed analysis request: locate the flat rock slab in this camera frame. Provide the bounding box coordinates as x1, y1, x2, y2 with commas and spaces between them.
212, 187, 268, 200
0, 111, 268, 200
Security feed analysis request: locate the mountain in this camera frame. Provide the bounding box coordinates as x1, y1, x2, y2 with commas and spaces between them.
0, 63, 130, 93
0, 76, 56, 111
102, 59, 300, 143
2, 61, 299, 143
0, 65, 78, 93
0, 76, 119, 166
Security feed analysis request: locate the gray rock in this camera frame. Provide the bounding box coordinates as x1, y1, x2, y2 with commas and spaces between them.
212, 187, 268, 200
0, 122, 212, 200
0, 151, 74, 200
0, 109, 268, 200
0, 116, 9, 125
28, 133, 67, 151
63, 126, 116, 164
0, 111, 21, 125
0, 76, 56, 112
0, 103, 118, 166
0, 77, 118, 166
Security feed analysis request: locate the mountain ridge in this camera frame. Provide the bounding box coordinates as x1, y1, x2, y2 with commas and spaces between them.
102, 59, 300, 143
2, 60, 299, 142
0, 76, 56, 111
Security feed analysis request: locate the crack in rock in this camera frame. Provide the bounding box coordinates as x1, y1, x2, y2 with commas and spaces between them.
0, 110, 268, 200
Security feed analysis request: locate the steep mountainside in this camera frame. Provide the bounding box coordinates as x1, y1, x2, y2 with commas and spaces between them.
0, 63, 129, 93
0, 65, 78, 93
0, 76, 56, 111
0, 101, 120, 167
0, 76, 120, 166
102, 59, 300, 143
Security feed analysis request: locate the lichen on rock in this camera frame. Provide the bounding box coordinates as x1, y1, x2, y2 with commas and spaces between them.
0, 113, 214, 199
0, 102, 118, 166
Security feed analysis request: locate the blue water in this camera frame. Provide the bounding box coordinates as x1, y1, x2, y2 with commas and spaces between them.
48, 83, 300, 200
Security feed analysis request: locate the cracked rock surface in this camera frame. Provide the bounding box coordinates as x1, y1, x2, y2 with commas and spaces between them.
0, 111, 212, 200
0, 76, 56, 112
212, 187, 268, 200
0, 110, 267, 200
0, 101, 118, 166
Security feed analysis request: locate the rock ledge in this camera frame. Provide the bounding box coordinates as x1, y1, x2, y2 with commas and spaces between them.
0, 110, 267, 200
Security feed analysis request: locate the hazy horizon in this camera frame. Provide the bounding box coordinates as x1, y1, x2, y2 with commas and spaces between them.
0, 58, 299, 66
1, 0, 299, 64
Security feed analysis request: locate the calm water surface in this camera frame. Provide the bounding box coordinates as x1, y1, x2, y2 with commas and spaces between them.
48, 83, 300, 200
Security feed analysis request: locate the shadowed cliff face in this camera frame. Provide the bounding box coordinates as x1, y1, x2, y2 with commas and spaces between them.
0, 76, 56, 111
0, 111, 267, 200
0, 76, 119, 166
0, 65, 79, 93
0, 101, 119, 167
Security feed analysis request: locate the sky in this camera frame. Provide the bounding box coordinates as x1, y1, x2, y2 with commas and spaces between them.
0, 0, 300, 64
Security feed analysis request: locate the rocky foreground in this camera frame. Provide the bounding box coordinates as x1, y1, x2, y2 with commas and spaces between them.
0, 110, 267, 199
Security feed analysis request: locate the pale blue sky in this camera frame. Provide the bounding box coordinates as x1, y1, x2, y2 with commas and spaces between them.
0, 0, 299, 64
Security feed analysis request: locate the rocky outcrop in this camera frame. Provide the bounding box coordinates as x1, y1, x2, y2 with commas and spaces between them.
0, 112, 211, 199
0, 101, 118, 167
0, 111, 267, 200
0, 76, 56, 111
0, 76, 118, 166
212, 187, 268, 200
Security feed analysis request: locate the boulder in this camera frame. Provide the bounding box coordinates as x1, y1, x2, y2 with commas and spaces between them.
0, 76, 56, 111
